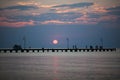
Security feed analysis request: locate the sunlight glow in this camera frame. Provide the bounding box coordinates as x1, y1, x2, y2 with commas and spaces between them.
53, 40, 58, 44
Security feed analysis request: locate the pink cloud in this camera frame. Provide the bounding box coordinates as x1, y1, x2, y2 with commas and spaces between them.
0, 20, 34, 27
41, 20, 73, 24
52, 3, 108, 15
98, 15, 117, 21
89, 3, 108, 14
75, 14, 117, 25
74, 14, 97, 24
17, 1, 39, 6
0, 2, 51, 17
56, 8, 81, 13
40, 14, 118, 25
17, 1, 54, 8
0, 17, 8, 21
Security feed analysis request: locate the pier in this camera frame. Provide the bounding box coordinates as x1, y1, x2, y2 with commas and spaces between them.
0, 48, 116, 53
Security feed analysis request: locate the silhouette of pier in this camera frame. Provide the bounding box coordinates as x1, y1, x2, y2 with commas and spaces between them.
0, 48, 116, 53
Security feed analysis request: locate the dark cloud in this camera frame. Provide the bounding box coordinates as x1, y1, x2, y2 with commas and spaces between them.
36, 13, 82, 21
107, 6, 120, 16
107, 6, 120, 11
53, 2, 94, 8
8, 13, 82, 22
0, 5, 38, 11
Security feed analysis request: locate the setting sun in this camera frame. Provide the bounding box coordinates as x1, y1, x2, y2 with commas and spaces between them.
53, 40, 58, 44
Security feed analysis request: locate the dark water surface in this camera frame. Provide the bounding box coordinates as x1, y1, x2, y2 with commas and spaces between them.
0, 53, 120, 80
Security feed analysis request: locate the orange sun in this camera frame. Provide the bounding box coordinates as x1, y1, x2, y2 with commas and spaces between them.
53, 40, 58, 44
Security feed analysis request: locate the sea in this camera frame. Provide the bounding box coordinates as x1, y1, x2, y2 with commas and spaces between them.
0, 51, 120, 80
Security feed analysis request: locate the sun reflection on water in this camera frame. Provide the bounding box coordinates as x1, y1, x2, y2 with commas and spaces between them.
53, 56, 59, 80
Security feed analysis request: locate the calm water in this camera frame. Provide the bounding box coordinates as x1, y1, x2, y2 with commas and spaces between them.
0, 52, 120, 80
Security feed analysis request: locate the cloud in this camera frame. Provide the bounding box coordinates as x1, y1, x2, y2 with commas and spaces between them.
0, 17, 34, 27
107, 6, 120, 15
107, 6, 120, 11
75, 14, 97, 24
0, 1, 52, 17
50, 2, 95, 14
0, 16, 9, 21
0, 2, 119, 27
17, 1, 38, 6
51, 2, 108, 14
52, 8, 82, 13
0, 5, 38, 11
39, 11, 118, 25
0, 4, 50, 17
98, 15, 117, 22
38, 15, 94, 25
40, 20, 73, 24
75, 14, 117, 24
40, 2, 118, 25
54, 2, 94, 8
89, 3, 108, 14
17, 1, 54, 8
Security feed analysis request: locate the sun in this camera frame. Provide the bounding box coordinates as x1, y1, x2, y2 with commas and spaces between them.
53, 40, 58, 44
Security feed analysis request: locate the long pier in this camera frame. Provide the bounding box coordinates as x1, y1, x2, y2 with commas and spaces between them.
0, 48, 116, 53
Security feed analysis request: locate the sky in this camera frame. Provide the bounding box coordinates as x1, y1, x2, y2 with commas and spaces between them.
0, 0, 120, 49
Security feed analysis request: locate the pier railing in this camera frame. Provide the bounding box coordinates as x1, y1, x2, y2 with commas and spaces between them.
0, 48, 116, 53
